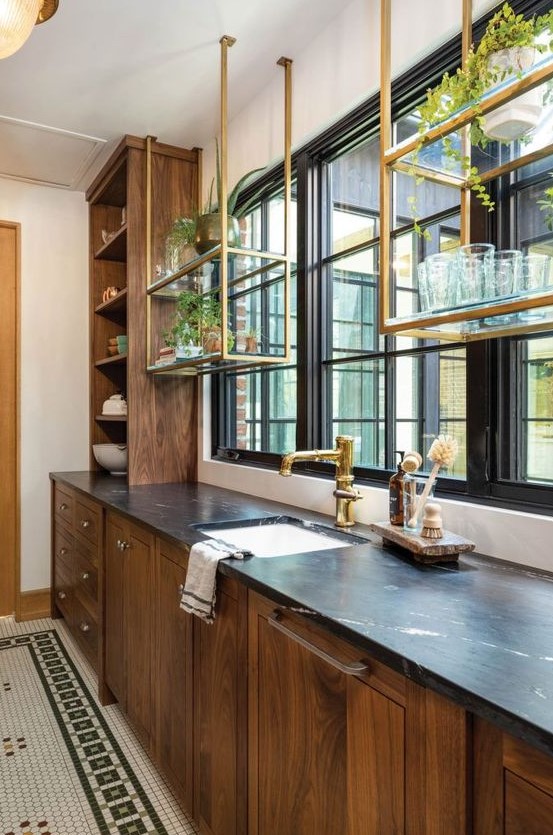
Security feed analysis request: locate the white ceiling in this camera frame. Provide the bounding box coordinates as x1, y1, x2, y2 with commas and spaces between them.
0, 0, 348, 191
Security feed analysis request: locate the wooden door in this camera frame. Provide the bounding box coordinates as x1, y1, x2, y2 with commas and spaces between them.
157, 540, 194, 813
248, 591, 407, 835
195, 577, 248, 835
0, 222, 18, 616
124, 519, 154, 746
473, 718, 553, 835
104, 513, 126, 707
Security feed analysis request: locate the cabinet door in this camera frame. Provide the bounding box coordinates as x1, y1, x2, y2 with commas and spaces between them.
104, 513, 126, 707
195, 577, 248, 835
124, 520, 155, 745
248, 591, 406, 835
474, 718, 553, 835
157, 540, 194, 813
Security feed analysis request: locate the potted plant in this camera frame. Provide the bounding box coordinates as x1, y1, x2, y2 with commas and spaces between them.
411, 3, 553, 235
195, 139, 265, 253
165, 216, 198, 273
244, 327, 260, 353
164, 290, 234, 358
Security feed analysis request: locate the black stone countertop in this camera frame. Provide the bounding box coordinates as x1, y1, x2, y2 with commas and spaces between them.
52, 471, 553, 758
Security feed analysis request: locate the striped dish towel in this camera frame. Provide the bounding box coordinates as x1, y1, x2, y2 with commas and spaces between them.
180, 540, 246, 623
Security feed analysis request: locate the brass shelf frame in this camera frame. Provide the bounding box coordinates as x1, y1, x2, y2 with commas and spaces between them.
379, 0, 553, 341
146, 38, 293, 374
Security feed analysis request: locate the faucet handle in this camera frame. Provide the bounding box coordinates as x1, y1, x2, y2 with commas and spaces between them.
334, 487, 362, 502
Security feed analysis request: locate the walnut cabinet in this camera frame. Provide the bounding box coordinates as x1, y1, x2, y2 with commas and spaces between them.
247, 590, 470, 835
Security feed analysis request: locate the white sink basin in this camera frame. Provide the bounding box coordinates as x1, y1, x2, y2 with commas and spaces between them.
196, 518, 365, 558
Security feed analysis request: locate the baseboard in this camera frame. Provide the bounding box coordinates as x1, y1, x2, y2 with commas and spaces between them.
17, 588, 51, 622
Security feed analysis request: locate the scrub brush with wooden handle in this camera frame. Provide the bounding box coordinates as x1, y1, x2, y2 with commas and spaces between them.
407, 434, 458, 530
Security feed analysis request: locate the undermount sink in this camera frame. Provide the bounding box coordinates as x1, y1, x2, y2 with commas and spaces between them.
194, 515, 367, 558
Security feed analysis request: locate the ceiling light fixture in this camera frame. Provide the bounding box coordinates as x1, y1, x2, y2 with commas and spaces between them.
0, 0, 58, 60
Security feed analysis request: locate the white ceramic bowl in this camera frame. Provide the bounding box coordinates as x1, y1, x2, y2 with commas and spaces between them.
92, 443, 128, 476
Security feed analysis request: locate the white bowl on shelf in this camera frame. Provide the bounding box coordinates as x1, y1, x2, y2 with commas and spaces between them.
92, 444, 128, 476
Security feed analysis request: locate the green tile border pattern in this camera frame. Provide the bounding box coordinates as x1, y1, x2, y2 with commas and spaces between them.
0, 631, 169, 835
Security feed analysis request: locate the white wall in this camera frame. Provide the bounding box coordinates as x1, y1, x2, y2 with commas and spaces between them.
0, 179, 89, 592
197, 0, 553, 572
202, 0, 497, 195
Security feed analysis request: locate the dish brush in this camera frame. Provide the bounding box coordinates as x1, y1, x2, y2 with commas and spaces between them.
421, 502, 443, 539
407, 434, 458, 529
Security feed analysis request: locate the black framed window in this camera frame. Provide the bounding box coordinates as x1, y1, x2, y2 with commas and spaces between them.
213, 0, 553, 515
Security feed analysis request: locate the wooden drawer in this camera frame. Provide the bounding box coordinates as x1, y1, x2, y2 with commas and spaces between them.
54, 525, 74, 576
73, 549, 98, 609
72, 595, 98, 668
53, 558, 73, 621
54, 482, 74, 530
74, 496, 101, 551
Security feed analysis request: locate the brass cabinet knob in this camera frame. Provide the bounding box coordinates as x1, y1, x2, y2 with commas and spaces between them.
58, 502, 68, 511
79, 621, 90, 633
81, 572, 90, 581
58, 548, 67, 557
119, 540, 130, 551
80, 519, 90, 529
57, 590, 66, 600
178, 583, 184, 601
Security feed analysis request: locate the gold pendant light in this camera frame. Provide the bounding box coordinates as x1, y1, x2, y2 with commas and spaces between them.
0, 0, 59, 59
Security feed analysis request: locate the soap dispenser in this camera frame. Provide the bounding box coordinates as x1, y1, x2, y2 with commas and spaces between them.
389, 450, 422, 525
389, 450, 405, 526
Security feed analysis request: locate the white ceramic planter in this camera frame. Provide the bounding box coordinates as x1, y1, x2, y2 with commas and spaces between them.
482, 46, 541, 141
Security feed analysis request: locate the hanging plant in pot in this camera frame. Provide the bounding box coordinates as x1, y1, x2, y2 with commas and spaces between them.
410, 3, 553, 236
195, 138, 265, 254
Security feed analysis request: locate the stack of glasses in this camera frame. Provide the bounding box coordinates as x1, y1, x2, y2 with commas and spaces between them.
417, 245, 553, 318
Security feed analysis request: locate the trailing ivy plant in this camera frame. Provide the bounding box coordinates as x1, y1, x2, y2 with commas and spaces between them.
409, 2, 553, 237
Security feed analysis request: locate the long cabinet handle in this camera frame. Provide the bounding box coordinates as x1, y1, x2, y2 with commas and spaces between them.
268, 610, 369, 677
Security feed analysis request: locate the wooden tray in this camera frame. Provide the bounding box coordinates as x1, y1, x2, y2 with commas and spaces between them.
369, 521, 475, 564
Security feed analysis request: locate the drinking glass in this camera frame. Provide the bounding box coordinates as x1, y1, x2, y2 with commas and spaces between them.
457, 243, 495, 306
519, 254, 551, 294
403, 475, 435, 534
518, 254, 552, 322
417, 261, 430, 313
425, 252, 458, 311
484, 250, 521, 326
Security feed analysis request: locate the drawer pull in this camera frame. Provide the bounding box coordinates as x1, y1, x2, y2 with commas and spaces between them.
58, 547, 68, 557
81, 571, 90, 581
268, 610, 369, 677
57, 590, 66, 600
58, 502, 68, 511
118, 540, 130, 551
80, 519, 90, 529
79, 621, 91, 633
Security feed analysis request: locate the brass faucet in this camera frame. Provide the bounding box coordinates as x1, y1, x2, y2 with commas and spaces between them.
279, 435, 362, 528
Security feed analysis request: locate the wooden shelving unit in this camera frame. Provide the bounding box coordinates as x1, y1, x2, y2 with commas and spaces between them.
86, 135, 201, 485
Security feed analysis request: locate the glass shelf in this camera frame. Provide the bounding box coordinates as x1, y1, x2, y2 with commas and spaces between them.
147, 245, 291, 375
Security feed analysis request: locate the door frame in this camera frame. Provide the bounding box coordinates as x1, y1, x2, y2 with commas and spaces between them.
0, 220, 20, 618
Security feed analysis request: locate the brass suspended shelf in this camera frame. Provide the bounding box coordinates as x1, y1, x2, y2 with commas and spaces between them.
146, 38, 293, 373
380, 0, 553, 341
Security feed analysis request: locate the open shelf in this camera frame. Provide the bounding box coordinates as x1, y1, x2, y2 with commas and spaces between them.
94, 224, 127, 262
95, 414, 128, 422
95, 353, 127, 368
95, 287, 128, 316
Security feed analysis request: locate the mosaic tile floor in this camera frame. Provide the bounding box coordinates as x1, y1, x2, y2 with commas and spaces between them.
0, 616, 199, 835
